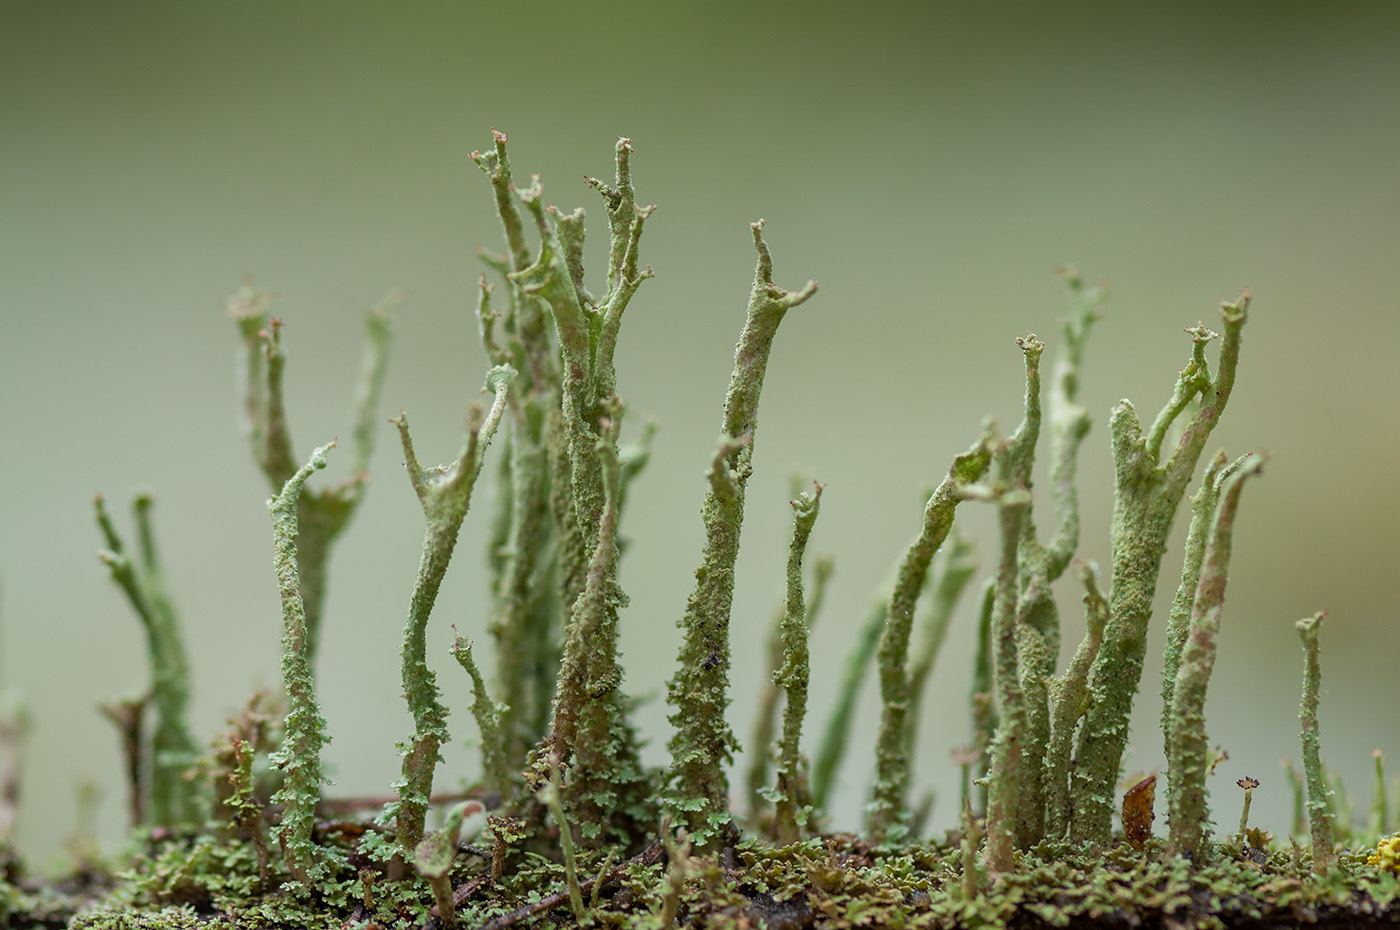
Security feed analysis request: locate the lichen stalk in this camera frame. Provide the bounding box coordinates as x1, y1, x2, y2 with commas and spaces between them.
811, 567, 890, 812
267, 440, 336, 884
1002, 334, 1061, 850
1043, 560, 1109, 839
867, 431, 994, 844
451, 630, 511, 796
549, 418, 652, 842
979, 480, 1032, 873
94, 492, 200, 828
1165, 453, 1265, 860
1069, 291, 1250, 844
1296, 610, 1336, 872
227, 283, 399, 662
749, 486, 833, 824
1161, 453, 1236, 747
665, 221, 817, 849
390, 365, 514, 858
773, 482, 823, 844
968, 579, 997, 815
905, 533, 978, 760
472, 133, 567, 761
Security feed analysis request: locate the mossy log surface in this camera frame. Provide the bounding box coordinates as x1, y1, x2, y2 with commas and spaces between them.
6, 828, 1400, 930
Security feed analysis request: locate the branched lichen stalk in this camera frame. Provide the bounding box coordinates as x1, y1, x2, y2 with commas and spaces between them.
1296, 611, 1336, 872
1070, 291, 1250, 844
94, 493, 200, 828
451, 630, 511, 796
1165, 453, 1265, 860
1044, 560, 1108, 839
390, 365, 514, 858
867, 431, 994, 844
1161, 454, 1234, 742
267, 441, 336, 885
666, 221, 817, 849
227, 283, 399, 662
773, 482, 823, 844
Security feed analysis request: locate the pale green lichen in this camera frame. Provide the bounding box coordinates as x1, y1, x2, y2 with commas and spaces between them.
664, 220, 817, 850
227, 286, 399, 664
14, 133, 1398, 930
94, 492, 200, 829
1297, 610, 1336, 872
811, 562, 893, 812
867, 429, 993, 844
748, 540, 832, 825
266, 440, 336, 885
771, 482, 823, 845
977, 475, 1032, 873
388, 365, 514, 859
1164, 453, 1266, 860
1069, 291, 1250, 844
904, 533, 978, 764
449, 631, 510, 796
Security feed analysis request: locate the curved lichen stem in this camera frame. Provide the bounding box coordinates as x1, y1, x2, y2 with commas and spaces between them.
1070, 289, 1250, 844
390, 365, 514, 858
1165, 452, 1266, 860
665, 220, 817, 850
867, 429, 994, 844
773, 481, 823, 844
268, 440, 336, 886
978, 478, 1032, 873
94, 492, 199, 828
226, 282, 400, 662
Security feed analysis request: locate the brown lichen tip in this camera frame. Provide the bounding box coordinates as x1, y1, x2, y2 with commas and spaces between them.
1238, 776, 1260, 791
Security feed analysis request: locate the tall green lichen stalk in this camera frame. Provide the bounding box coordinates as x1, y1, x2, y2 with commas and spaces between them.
1161, 453, 1237, 760
1007, 275, 1101, 849
904, 533, 978, 764
748, 539, 833, 825
227, 284, 399, 664
389, 365, 514, 858
867, 429, 993, 844
1069, 291, 1250, 843
546, 421, 650, 842
472, 130, 568, 770
94, 492, 201, 828
977, 474, 1032, 873
1297, 610, 1336, 872
495, 138, 657, 831
267, 441, 336, 885
811, 564, 893, 812
666, 221, 817, 850
1043, 558, 1108, 838
1164, 453, 1266, 860
772, 482, 823, 845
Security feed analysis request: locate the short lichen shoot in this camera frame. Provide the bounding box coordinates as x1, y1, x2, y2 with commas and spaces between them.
3, 133, 1399, 930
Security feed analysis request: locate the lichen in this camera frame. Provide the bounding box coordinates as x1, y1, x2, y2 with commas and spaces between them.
5, 133, 1396, 930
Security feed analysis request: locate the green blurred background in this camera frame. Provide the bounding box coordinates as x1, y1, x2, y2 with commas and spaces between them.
2, 2, 1397, 865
